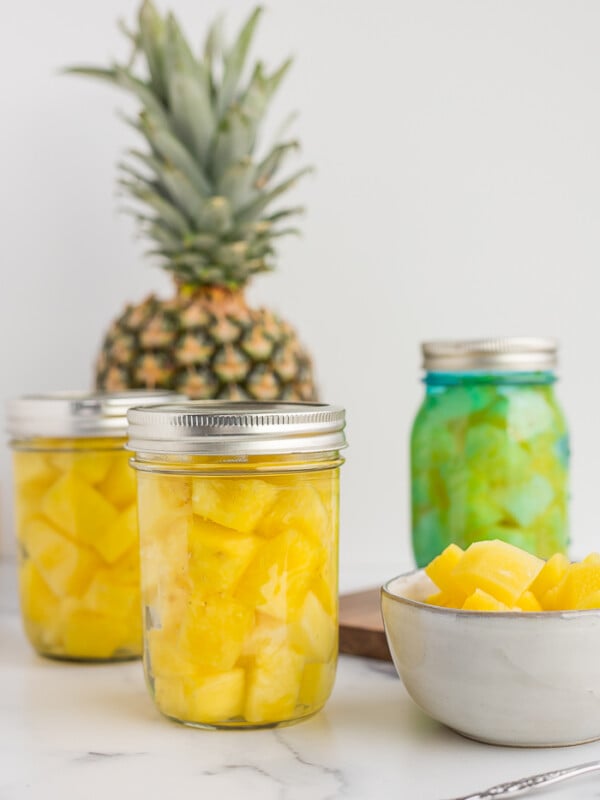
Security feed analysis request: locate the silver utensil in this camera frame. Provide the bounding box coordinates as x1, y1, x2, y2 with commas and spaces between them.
444, 760, 600, 800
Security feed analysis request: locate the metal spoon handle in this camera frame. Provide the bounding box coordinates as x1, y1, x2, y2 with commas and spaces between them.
446, 760, 600, 800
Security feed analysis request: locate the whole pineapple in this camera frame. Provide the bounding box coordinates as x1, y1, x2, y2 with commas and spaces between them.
71, 2, 316, 401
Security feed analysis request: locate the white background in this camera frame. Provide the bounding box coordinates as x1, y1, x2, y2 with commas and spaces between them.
2, 0, 600, 576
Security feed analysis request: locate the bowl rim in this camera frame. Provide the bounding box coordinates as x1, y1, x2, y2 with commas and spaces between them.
381, 568, 600, 619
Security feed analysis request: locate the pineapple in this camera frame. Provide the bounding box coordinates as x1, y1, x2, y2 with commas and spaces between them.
69, 2, 316, 400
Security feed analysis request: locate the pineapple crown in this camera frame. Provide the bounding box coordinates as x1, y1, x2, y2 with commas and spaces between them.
68, 1, 312, 290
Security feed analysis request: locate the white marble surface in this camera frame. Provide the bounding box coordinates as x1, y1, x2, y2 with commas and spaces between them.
3, 561, 600, 800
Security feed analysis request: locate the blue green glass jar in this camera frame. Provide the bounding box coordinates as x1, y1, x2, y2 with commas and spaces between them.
411, 338, 570, 567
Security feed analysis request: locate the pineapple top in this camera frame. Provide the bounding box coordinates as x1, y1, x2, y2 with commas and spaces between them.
69, 2, 311, 289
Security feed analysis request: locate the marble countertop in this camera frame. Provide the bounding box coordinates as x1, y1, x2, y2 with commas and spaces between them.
2, 562, 600, 800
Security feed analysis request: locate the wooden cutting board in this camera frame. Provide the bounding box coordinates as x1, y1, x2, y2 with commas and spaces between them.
339, 587, 392, 661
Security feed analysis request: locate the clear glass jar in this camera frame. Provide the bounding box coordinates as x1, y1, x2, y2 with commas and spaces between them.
411, 339, 569, 567
7, 391, 178, 660
127, 401, 347, 729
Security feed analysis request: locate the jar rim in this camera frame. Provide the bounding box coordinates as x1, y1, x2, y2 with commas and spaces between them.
6, 390, 182, 439
127, 401, 347, 456
422, 337, 558, 372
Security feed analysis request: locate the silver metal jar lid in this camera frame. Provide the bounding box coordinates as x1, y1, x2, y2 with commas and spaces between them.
7, 391, 181, 439
127, 401, 347, 456
422, 337, 558, 372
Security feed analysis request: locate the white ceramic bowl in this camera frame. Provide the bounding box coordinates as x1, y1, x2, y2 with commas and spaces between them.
381, 570, 600, 747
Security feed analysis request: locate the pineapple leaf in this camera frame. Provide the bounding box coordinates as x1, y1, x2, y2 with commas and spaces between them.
168, 73, 214, 167
120, 180, 190, 236
217, 157, 255, 211
218, 7, 263, 117
211, 108, 253, 183
66, 66, 170, 128
265, 206, 305, 223
255, 141, 299, 188
138, 0, 168, 102
140, 112, 211, 196
236, 167, 313, 224
196, 196, 232, 234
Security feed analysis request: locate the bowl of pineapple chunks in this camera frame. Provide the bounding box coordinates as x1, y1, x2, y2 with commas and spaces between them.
381, 540, 600, 747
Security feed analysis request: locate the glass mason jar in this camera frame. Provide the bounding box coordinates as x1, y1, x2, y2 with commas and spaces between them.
7, 391, 178, 660
411, 339, 569, 567
127, 401, 347, 729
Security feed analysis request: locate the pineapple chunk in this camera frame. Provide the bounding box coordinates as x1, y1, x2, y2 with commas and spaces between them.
41, 472, 119, 545
59, 600, 129, 659
191, 477, 278, 534
19, 560, 60, 626
514, 591, 542, 612
93, 503, 138, 564
298, 661, 336, 709
153, 676, 187, 719
462, 589, 510, 611
22, 518, 99, 597
178, 594, 253, 672
289, 591, 336, 662
110, 546, 140, 586
13, 451, 58, 487
529, 553, 569, 602
185, 669, 246, 723
241, 613, 289, 658
236, 529, 325, 621
137, 474, 191, 532
425, 591, 447, 607
425, 543, 466, 602
244, 642, 304, 724
258, 484, 328, 543
553, 562, 600, 610
82, 568, 137, 618
451, 540, 543, 606
97, 452, 137, 509
148, 628, 199, 677
188, 516, 259, 595
49, 450, 115, 485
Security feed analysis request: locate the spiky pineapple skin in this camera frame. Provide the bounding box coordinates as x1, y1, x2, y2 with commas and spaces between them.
96, 287, 316, 401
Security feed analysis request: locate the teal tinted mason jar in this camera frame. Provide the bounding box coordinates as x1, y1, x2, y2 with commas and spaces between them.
411, 338, 569, 567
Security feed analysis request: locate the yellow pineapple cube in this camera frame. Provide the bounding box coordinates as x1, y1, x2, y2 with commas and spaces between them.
184, 669, 246, 723
425, 544, 466, 599
93, 503, 138, 564
49, 450, 115, 485
553, 561, 600, 610
241, 613, 290, 658
141, 513, 191, 617
258, 484, 328, 543
41, 472, 119, 545
514, 590, 542, 612
137, 474, 191, 533
244, 641, 304, 724
97, 452, 137, 509
311, 570, 337, 617
191, 477, 278, 534
154, 676, 187, 719
188, 516, 259, 595
178, 593, 253, 672
110, 545, 140, 586
289, 591, 336, 662
236, 529, 325, 621
19, 560, 60, 626
529, 553, 570, 602
425, 591, 447, 607
59, 600, 129, 659
298, 661, 336, 709
22, 518, 99, 597
13, 451, 58, 487
542, 584, 561, 610
147, 627, 199, 677
82, 568, 137, 618
462, 589, 510, 611
452, 540, 543, 606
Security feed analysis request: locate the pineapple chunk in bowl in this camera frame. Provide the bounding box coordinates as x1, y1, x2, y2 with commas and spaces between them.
381, 568, 600, 747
